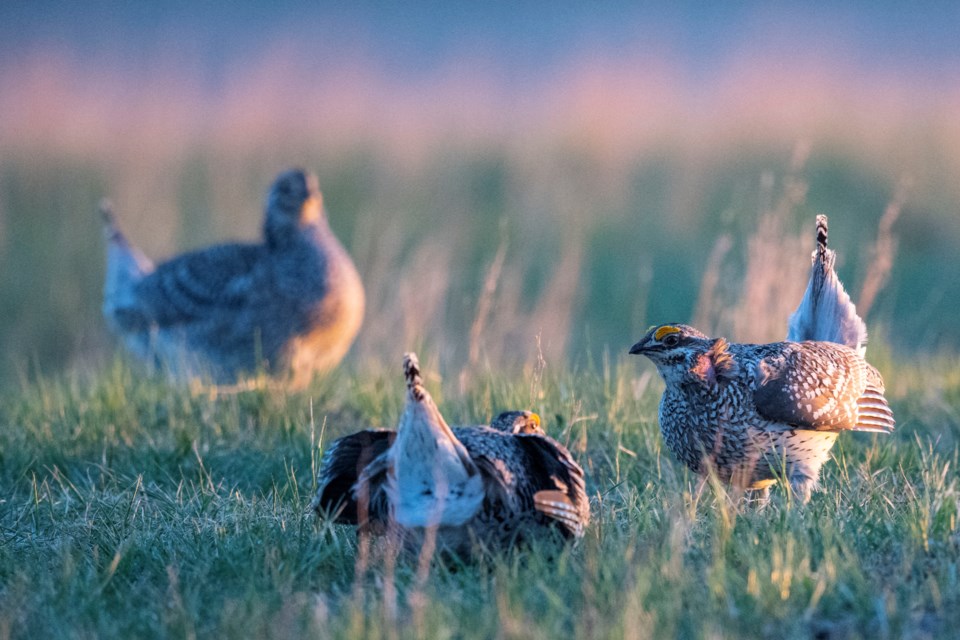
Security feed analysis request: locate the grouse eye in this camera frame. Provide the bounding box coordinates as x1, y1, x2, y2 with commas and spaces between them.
662, 333, 680, 348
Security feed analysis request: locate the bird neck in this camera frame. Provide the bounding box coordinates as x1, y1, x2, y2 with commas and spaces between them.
263, 212, 329, 251
651, 351, 697, 388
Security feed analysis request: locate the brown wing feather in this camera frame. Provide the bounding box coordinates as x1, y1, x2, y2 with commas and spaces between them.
515, 435, 590, 537
458, 429, 590, 539
753, 342, 894, 433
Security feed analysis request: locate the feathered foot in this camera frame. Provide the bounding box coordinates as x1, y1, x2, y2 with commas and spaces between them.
788, 473, 816, 505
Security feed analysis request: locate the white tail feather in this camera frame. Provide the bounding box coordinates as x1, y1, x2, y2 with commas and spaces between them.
787, 215, 868, 355
101, 199, 153, 326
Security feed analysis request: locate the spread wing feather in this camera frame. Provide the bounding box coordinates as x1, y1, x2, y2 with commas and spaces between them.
753, 342, 894, 433
312, 425, 590, 539
456, 428, 590, 538
311, 429, 395, 524
514, 435, 590, 537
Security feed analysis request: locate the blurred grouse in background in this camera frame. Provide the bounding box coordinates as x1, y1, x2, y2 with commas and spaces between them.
629, 216, 894, 503
101, 169, 364, 386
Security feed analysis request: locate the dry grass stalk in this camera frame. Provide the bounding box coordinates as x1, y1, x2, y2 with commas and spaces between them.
692, 233, 733, 334
858, 178, 909, 317
398, 240, 455, 348
731, 156, 809, 343
468, 232, 508, 368
528, 240, 583, 365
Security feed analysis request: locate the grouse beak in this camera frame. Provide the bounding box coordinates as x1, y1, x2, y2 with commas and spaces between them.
300, 195, 323, 224
628, 338, 649, 355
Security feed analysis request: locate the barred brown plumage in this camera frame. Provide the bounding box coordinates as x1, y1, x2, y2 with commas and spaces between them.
629, 323, 894, 503
101, 169, 364, 386
630, 216, 895, 503
310, 353, 589, 555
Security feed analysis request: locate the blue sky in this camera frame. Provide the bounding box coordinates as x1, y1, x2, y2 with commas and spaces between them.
3, 1, 959, 91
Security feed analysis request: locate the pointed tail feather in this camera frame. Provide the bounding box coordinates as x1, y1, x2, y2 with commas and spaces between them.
100, 199, 152, 274
101, 199, 153, 333
403, 352, 426, 401
100, 198, 122, 241
787, 215, 868, 355
399, 352, 476, 475
815, 214, 829, 273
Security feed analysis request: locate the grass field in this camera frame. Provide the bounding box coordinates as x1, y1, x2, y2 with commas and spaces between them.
3, 38, 960, 638
1, 352, 958, 639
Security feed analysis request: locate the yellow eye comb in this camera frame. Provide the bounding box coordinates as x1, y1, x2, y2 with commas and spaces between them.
654, 325, 681, 341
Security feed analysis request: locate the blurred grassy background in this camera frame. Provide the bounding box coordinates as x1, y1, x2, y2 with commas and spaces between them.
3, 7, 960, 638
1, 3, 959, 387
